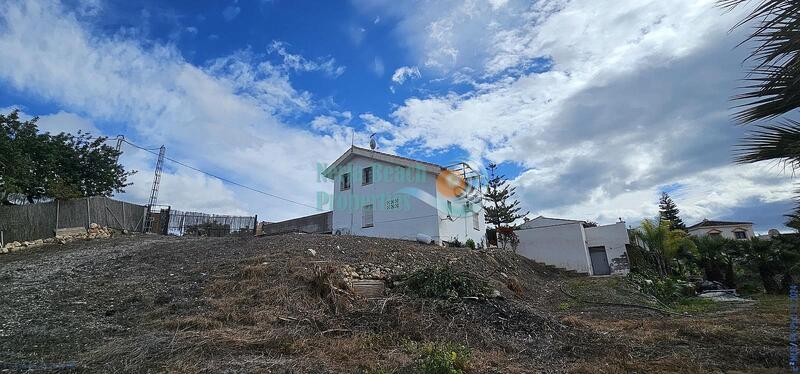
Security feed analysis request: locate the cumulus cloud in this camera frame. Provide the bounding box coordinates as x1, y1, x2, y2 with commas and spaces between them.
0, 0, 350, 221
356, 0, 796, 231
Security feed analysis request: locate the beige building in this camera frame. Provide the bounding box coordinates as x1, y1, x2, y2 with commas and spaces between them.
686, 219, 754, 240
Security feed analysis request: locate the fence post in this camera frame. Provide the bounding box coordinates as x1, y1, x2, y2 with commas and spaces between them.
55, 200, 60, 233
86, 197, 91, 228
122, 202, 126, 229
253, 215, 257, 235
1, 230, 4, 247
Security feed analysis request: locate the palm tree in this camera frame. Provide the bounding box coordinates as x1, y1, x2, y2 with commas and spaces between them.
633, 219, 697, 277
720, 1, 800, 213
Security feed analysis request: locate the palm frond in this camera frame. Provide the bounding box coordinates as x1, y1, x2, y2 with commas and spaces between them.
734, 118, 800, 168
718, 0, 800, 123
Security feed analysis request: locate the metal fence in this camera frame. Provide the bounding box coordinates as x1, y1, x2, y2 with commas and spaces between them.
165, 210, 257, 237
259, 211, 332, 236
0, 197, 148, 245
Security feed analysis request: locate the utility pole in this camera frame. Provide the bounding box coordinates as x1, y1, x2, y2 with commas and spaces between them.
114, 135, 124, 159
145, 145, 166, 233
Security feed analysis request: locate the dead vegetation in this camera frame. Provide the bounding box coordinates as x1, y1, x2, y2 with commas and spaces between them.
0, 234, 790, 373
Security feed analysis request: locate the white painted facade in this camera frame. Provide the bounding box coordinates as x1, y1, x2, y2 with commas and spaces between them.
322, 147, 485, 246
686, 220, 755, 240
515, 216, 630, 276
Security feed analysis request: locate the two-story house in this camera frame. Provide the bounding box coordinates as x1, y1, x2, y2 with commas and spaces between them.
321, 146, 485, 246
686, 219, 755, 240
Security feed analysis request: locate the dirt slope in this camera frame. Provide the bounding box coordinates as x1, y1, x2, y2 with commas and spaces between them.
0, 234, 788, 373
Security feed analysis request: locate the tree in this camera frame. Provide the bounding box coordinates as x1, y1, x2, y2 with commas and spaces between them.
691, 235, 741, 288
0, 109, 133, 204
720, 1, 800, 208
633, 218, 697, 277
658, 192, 686, 231
484, 163, 528, 249
786, 213, 800, 232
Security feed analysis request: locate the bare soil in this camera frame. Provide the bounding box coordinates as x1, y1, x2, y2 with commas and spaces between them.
0, 234, 790, 373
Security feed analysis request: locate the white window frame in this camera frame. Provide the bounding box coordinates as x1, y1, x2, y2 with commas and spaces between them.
362, 204, 374, 228
734, 230, 747, 239
362, 166, 373, 186
340, 172, 351, 191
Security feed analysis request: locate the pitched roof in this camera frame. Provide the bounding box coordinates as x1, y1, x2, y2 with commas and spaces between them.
687, 219, 754, 230
321, 146, 445, 178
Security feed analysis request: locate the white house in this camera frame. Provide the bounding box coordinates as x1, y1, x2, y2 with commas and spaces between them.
321, 146, 485, 246
515, 216, 630, 276
686, 219, 755, 240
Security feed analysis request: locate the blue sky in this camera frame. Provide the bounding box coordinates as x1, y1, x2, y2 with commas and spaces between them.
0, 0, 796, 233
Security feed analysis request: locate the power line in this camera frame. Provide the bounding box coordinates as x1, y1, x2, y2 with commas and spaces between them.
120, 139, 323, 212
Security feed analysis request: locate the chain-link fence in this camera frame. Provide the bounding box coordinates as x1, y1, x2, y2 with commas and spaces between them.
165, 210, 256, 237
0, 197, 148, 245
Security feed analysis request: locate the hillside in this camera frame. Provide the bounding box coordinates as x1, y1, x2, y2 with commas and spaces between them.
0, 234, 788, 373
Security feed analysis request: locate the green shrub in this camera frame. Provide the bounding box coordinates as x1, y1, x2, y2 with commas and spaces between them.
405, 341, 471, 374
398, 266, 488, 300
629, 272, 695, 303
447, 237, 463, 248
465, 238, 476, 250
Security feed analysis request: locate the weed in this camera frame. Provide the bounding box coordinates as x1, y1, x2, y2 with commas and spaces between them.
465, 239, 476, 250
404, 341, 471, 374
670, 298, 717, 314
447, 237, 463, 248
398, 266, 488, 300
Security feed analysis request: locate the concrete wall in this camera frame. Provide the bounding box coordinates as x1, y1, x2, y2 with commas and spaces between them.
584, 222, 630, 275
261, 211, 332, 235
688, 224, 755, 240
515, 222, 593, 274
330, 155, 441, 242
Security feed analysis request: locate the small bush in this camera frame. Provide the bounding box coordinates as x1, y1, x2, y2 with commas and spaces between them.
629, 272, 695, 303
398, 266, 488, 300
405, 341, 471, 374
465, 239, 476, 250
447, 237, 463, 248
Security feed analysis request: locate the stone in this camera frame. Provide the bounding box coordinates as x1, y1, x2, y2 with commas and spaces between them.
90, 223, 99, 229
33, 239, 44, 245
1, 247, 7, 254
307, 248, 317, 256
490, 289, 502, 298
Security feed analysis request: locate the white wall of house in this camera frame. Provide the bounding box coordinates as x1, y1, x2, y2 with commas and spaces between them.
330, 155, 441, 241
437, 192, 486, 247
515, 217, 630, 276
687, 224, 755, 240
516, 221, 593, 274
584, 222, 630, 275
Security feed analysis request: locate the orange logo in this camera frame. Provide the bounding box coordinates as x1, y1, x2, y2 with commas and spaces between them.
436, 169, 467, 198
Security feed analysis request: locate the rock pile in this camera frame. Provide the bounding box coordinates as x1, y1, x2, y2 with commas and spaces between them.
1, 223, 116, 254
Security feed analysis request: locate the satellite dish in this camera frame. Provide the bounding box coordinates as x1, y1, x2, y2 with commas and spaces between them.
369, 133, 377, 150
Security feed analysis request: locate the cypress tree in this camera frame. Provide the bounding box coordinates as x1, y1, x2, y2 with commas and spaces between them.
659, 192, 686, 231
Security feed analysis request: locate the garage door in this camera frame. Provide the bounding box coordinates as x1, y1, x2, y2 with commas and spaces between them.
588, 246, 611, 275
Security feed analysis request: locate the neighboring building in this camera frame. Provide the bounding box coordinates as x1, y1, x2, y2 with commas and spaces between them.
686, 219, 754, 240
515, 216, 630, 276
321, 146, 485, 246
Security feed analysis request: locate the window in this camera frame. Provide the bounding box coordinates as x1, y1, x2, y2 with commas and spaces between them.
734, 231, 747, 240
340, 172, 350, 191
362, 166, 373, 185
473, 209, 480, 230
362, 204, 374, 228
708, 232, 721, 237
446, 201, 453, 217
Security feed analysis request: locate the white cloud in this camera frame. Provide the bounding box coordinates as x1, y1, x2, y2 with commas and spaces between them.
37, 111, 102, 136
267, 41, 346, 78
357, 0, 796, 229
372, 57, 385, 76
391, 66, 421, 84
0, 0, 350, 221
222, 6, 240, 21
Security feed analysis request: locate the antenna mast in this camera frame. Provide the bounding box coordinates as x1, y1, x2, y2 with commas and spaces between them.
145, 145, 166, 232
